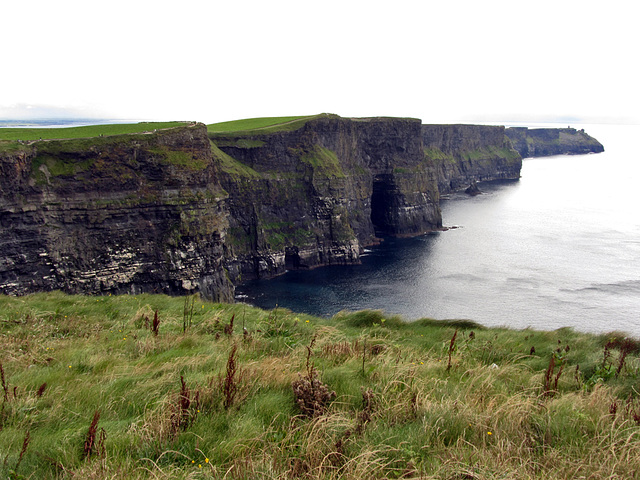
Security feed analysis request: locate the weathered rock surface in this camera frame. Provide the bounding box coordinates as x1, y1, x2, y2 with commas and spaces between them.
505, 127, 604, 158
0, 124, 234, 301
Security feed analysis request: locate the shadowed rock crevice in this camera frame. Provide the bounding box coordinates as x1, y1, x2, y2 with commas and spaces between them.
370, 174, 397, 234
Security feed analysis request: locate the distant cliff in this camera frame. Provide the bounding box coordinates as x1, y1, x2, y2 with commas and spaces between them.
4, 115, 604, 300
505, 127, 604, 157
0, 124, 234, 301
422, 124, 522, 194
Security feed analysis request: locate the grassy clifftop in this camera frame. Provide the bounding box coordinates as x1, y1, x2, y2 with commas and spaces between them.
1, 292, 639, 479
0, 122, 188, 142
208, 115, 322, 135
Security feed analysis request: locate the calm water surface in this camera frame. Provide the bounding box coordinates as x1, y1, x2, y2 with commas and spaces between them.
237, 124, 640, 336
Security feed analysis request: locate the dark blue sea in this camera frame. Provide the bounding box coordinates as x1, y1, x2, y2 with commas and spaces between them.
237, 123, 640, 336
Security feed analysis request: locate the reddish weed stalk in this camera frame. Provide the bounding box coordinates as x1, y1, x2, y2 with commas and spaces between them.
543, 345, 569, 398
292, 335, 336, 418
151, 310, 160, 336
446, 329, 458, 372
543, 355, 556, 397
36, 383, 47, 398
173, 375, 199, 432
355, 387, 375, 434
83, 410, 106, 459
615, 338, 636, 377
222, 344, 238, 410
14, 430, 31, 472
224, 314, 235, 337
0, 363, 8, 402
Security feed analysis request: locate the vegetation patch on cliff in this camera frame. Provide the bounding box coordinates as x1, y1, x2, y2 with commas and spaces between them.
423, 147, 457, 164
461, 145, 522, 164
264, 222, 317, 250
147, 145, 209, 171
1, 292, 640, 479
31, 149, 97, 180
295, 145, 346, 178
210, 142, 261, 179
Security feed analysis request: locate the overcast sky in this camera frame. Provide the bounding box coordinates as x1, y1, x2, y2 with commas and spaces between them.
2, 0, 637, 125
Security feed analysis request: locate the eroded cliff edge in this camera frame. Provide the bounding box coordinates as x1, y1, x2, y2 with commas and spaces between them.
0, 115, 530, 299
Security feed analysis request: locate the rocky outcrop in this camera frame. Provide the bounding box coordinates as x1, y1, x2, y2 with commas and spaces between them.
422, 124, 522, 195
505, 127, 604, 158
212, 115, 441, 282
0, 124, 234, 301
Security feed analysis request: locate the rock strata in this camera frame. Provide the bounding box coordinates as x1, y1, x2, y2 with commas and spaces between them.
422, 124, 522, 195
212, 115, 442, 282
0, 124, 234, 301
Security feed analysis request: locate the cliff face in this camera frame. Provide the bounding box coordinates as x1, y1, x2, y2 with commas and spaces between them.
505, 127, 604, 158
212, 115, 442, 282
422, 124, 522, 194
0, 124, 234, 301
0, 115, 530, 298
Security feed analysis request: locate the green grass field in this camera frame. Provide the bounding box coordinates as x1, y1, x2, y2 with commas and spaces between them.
207, 115, 319, 134
1, 292, 639, 479
0, 122, 187, 142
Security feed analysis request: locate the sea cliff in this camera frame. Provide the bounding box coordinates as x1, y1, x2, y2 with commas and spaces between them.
422, 124, 522, 194
505, 126, 604, 157
1, 115, 601, 300
212, 115, 443, 282
0, 124, 234, 301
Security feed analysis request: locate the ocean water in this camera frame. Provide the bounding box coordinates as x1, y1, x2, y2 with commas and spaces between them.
236, 124, 640, 336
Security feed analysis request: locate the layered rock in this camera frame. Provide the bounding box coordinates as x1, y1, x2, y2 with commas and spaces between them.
422, 124, 522, 194
0, 124, 234, 301
0, 114, 542, 298
505, 127, 604, 157
212, 115, 442, 282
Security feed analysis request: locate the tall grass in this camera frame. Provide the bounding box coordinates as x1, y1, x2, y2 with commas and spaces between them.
1, 292, 639, 479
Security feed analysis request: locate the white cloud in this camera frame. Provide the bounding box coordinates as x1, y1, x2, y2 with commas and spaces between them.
1, 0, 637, 124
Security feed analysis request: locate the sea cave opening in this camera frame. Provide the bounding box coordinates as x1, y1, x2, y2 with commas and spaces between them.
370, 174, 396, 235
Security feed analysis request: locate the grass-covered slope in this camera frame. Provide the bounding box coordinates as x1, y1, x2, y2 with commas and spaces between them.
1, 293, 639, 479
0, 122, 188, 142
207, 115, 325, 135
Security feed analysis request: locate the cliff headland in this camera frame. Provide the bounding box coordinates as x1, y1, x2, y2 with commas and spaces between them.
505, 126, 604, 157
0, 115, 603, 300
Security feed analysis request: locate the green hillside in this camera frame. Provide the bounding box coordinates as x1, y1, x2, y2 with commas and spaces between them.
1, 292, 639, 479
